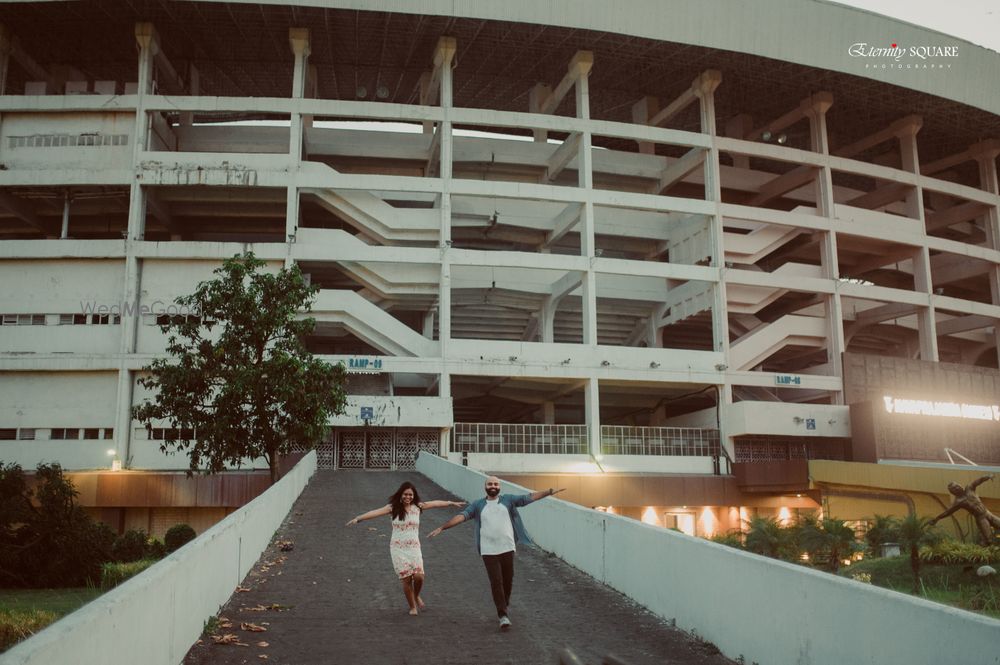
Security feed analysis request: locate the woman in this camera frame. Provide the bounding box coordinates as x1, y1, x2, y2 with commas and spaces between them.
346, 481, 465, 615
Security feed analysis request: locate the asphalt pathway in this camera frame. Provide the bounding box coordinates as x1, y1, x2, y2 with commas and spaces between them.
183, 471, 735, 665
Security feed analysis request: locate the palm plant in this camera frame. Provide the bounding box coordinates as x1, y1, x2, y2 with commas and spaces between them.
797, 514, 858, 572
744, 515, 798, 561
897, 513, 941, 592
864, 514, 900, 558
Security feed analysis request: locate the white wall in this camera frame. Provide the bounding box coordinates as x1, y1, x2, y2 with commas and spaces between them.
331, 395, 453, 427
0, 371, 117, 428
417, 453, 1000, 665
0, 259, 126, 313
0, 112, 133, 171
1, 451, 317, 665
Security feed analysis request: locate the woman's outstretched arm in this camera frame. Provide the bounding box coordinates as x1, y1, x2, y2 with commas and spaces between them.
345, 504, 392, 526
418, 500, 467, 510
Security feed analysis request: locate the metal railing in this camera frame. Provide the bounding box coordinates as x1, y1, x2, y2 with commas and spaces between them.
451, 423, 588, 455
599, 425, 721, 457
451, 423, 724, 459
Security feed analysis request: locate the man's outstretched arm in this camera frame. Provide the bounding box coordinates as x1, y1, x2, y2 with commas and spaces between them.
528, 487, 566, 502
428, 514, 466, 538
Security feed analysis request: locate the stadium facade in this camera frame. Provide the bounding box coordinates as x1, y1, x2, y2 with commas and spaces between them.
1, 0, 999, 536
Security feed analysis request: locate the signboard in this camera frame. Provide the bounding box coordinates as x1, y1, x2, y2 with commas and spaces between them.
360, 406, 374, 420
806, 418, 816, 430
346, 357, 384, 373
775, 374, 801, 386
882, 396, 1000, 422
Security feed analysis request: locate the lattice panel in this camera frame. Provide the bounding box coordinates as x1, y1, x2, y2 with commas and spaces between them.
417, 431, 439, 454
315, 444, 336, 470
338, 432, 366, 469
366, 430, 393, 468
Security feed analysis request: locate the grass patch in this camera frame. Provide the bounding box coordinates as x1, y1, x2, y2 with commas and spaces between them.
0, 587, 105, 652
100, 559, 159, 589
841, 557, 1000, 619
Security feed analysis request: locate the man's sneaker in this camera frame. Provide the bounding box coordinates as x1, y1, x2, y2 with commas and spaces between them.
499, 615, 512, 631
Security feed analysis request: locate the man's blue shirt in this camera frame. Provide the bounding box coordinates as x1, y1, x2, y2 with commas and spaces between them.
460, 493, 535, 555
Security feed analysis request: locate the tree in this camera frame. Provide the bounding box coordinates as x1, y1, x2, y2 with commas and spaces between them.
863, 514, 900, 558
897, 513, 941, 592
0, 462, 116, 588
133, 252, 348, 483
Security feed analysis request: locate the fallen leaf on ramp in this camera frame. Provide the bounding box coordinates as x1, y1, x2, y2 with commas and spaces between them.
256, 641, 270, 647
212, 634, 249, 646
241, 622, 268, 632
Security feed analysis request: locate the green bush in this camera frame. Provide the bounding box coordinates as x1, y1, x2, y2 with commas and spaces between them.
147, 537, 167, 559
920, 540, 1000, 565
112, 529, 150, 563
0, 609, 58, 651
164, 524, 196, 553
100, 559, 158, 589
709, 531, 744, 549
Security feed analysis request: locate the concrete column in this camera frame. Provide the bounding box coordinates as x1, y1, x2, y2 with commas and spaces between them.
899, 121, 938, 361
286, 29, 311, 266
806, 94, 845, 403
0, 25, 10, 162
725, 113, 752, 168
541, 298, 555, 343
112, 362, 135, 465
542, 402, 555, 425
529, 83, 552, 142
179, 64, 199, 127
584, 378, 600, 459
631, 96, 659, 154
0, 25, 10, 95
975, 144, 1000, 366
694, 71, 734, 462
60, 190, 70, 239
575, 56, 598, 346
436, 37, 456, 403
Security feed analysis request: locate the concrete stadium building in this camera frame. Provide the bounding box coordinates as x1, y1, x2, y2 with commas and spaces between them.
1, 0, 999, 536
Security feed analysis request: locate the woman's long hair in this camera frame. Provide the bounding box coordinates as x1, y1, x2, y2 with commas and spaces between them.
389, 482, 422, 521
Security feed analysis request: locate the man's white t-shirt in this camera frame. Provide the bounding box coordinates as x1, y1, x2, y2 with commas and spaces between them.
479, 497, 516, 555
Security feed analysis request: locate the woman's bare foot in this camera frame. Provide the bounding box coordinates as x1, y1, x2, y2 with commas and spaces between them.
408, 608, 419, 616
416, 596, 426, 609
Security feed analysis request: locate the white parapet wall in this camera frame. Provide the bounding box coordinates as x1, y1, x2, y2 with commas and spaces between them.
417, 453, 1000, 665
2, 451, 317, 665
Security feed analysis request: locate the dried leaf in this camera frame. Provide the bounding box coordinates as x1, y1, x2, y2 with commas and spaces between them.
256, 641, 269, 648
236, 586, 252, 593
212, 634, 248, 646
241, 622, 267, 632
245, 604, 269, 612
258, 655, 269, 660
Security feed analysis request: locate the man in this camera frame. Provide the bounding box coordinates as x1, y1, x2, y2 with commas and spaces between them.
930, 474, 999, 545
428, 475, 564, 631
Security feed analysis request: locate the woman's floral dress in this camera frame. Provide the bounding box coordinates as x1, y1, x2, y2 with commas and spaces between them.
389, 506, 424, 579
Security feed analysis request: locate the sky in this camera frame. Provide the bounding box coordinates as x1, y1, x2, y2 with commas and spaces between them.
832, 0, 1000, 53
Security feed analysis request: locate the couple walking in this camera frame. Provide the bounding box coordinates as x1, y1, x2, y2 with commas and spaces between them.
346, 475, 564, 630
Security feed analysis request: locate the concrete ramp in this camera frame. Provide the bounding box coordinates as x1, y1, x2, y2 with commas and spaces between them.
182, 471, 733, 665
728, 314, 827, 370
305, 187, 439, 245
310, 290, 438, 357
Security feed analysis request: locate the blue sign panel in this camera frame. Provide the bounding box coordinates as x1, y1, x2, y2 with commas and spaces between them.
806, 418, 816, 430
360, 406, 374, 420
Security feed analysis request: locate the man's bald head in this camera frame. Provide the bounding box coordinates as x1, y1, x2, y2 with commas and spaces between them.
485, 476, 501, 497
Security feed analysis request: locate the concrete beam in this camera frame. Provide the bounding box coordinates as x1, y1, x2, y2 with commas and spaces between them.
925, 200, 991, 232
747, 165, 818, 207
648, 70, 721, 128
747, 91, 833, 141
422, 36, 457, 106
547, 132, 581, 181
834, 114, 922, 159
542, 203, 584, 249
651, 146, 706, 194
539, 51, 593, 115
936, 314, 995, 336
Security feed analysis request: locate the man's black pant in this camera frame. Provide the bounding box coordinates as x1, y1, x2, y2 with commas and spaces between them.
481, 551, 514, 617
